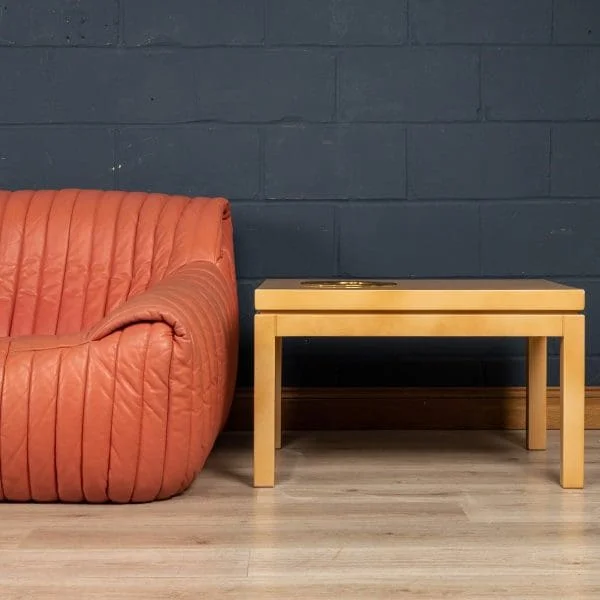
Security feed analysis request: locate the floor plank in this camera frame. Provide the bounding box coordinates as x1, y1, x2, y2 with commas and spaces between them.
1, 430, 600, 599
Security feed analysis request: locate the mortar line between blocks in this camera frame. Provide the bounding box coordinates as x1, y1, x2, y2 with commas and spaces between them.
117, 0, 125, 46
334, 52, 340, 121
477, 203, 483, 276
404, 128, 409, 199
113, 128, 120, 189
263, 0, 269, 47
258, 128, 266, 200
548, 126, 553, 196
334, 204, 341, 276
478, 46, 484, 121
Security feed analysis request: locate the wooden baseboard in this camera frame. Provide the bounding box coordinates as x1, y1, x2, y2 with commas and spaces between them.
225, 387, 600, 430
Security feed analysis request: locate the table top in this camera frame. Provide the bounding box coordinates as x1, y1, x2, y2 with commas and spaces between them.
255, 278, 585, 312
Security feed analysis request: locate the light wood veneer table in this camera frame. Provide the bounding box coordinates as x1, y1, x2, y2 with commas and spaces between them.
253, 279, 586, 489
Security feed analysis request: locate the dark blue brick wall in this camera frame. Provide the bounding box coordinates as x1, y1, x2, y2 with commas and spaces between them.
483, 47, 600, 120
410, 0, 552, 44
123, 0, 264, 46
338, 203, 480, 277
0, 1, 119, 46
552, 125, 600, 197
267, 0, 407, 45
117, 126, 261, 199
554, 0, 600, 44
339, 48, 479, 121
0, 127, 115, 189
407, 125, 550, 198
265, 125, 406, 199
1, 0, 599, 388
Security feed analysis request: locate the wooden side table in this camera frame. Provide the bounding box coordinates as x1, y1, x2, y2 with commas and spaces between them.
253, 279, 586, 489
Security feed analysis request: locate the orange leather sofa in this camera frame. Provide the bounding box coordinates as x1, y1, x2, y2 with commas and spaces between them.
0, 189, 239, 503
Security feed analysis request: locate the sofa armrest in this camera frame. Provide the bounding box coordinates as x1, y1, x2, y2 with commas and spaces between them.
88, 258, 239, 470
87, 260, 236, 346
0, 260, 238, 504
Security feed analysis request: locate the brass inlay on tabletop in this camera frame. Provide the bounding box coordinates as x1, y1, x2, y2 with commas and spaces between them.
300, 280, 398, 289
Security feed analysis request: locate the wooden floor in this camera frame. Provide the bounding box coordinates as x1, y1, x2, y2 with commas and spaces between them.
1, 430, 600, 599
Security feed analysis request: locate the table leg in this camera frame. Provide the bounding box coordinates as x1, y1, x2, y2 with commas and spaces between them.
275, 337, 282, 450
560, 315, 585, 489
526, 337, 547, 450
254, 313, 278, 487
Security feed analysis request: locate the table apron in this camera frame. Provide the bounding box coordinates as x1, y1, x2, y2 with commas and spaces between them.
269, 312, 570, 337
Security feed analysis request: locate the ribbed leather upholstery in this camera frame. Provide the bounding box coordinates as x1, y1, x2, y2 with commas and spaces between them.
0, 190, 239, 503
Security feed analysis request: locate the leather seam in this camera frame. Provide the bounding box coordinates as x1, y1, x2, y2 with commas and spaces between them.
129, 324, 151, 502
101, 191, 127, 319
32, 190, 55, 334
105, 330, 123, 502
24, 351, 34, 499
53, 347, 63, 500
80, 342, 91, 502
0, 338, 11, 499
158, 328, 174, 499
8, 190, 35, 336
55, 190, 81, 335
79, 192, 101, 331
122, 192, 146, 304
